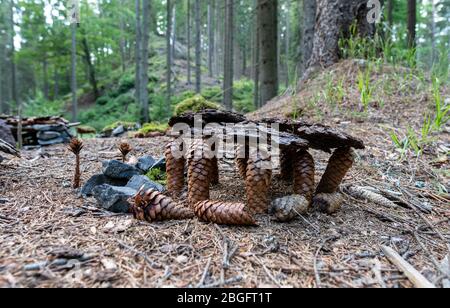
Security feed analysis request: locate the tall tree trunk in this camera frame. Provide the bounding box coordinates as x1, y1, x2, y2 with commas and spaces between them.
258, 0, 278, 105
284, 0, 291, 88
300, 0, 316, 75
195, 0, 202, 93
252, 0, 260, 108
141, 0, 150, 123
71, 23, 78, 122
187, 0, 192, 85
430, 0, 436, 65
214, 1, 221, 76
53, 66, 59, 99
119, 0, 126, 73
172, 3, 176, 60
208, 0, 215, 78
306, 0, 375, 76
81, 33, 99, 99
135, 0, 142, 105
387, 0, 393, 28
407, 0, 416, 49
223, 0, 234, 111
166, 0, 173, 101
43, 57, 49, 100
9, 0, 17, 109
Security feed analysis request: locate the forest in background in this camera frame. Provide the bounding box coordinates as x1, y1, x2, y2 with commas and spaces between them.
0, 0, 449, 132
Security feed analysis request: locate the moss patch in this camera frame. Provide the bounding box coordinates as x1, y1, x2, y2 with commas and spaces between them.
174, 95, 221, 116
146, 168, 167, 185
138, 122, 169, 134
102, 121, 138, 133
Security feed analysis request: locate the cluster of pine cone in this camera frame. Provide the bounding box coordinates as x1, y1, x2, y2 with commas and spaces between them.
130, 139, 356, 226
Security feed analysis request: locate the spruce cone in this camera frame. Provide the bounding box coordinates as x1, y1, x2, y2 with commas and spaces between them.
187, 140, 213, 208
313, 193, 345, 214
280, 147, 295, 181
316, 147, 355, 194
270, 195, 310, 222
235, 158, 248, 179
166, 141, 186, 196
194, 200, 257, 226
130, 188, 194, 222
68, 138, 83, 189
293, 150, 315, 202
246, 153, 272, 214
118, 142, 132, 162
210, 157, 219, 185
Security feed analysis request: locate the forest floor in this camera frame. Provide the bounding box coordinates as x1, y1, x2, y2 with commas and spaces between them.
1, 60, 449, 288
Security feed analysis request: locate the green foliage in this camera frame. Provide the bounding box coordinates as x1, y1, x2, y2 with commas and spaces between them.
174, 95, 220, 116
23, 92, 65, 117
232, 80, 255, 113
101, 121, 138, 133
431, 78, 449, 130
357, 65, 374, 112
138, 122, 168, 134
146, 168, 167, 185
322, 73, 345, 108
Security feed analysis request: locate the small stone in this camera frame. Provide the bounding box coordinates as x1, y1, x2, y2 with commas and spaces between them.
32, 124, 66, 132
92, 184, 137, 213
102, 160, 142, 180
37, 131, 61, 141
38, 137, 65, 146
81, 174, 128, 197
175, 255, 188, 264
112, 125, 125, 137
136, 155, 156, 173
126, 175, 165, 192
0, 120, 15, 147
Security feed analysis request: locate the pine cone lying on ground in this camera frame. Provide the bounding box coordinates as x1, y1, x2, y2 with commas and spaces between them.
316, 147, 355, 194
313, 192, 345, 214
187, 139, 213, 207
293, 150, 315, 202
280, 147, 295, 181
166, 141, 186, 196
194, 200, 257, 226
270, 195, 310, 222
246, 151, 272, 214
130, 188, 194, 222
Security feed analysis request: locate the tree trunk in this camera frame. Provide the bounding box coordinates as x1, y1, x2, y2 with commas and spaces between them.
71, 23, 78, 122
9, 0, 17, 108
252, 0, 260, 108
430, 0, 436, 65
387, 0, 393, 28
43, 57, 49, 100
166, 0, 173, 101
172, 3, 176, 60
208, 0, 215, 78
187, 0, 192, 85
135, 0, 142, 105
119, 0, 126, 73
258, 0, 278, 105
300, 0, 316, 75
141, 0, 150, 123
407, 0, 416, 49
284, 0, 291, 88
195, 0, 202, 93
53, 66, 59, 99
306, 0, 375, 76
81, 33, 99, 99
223, 0, 234, 111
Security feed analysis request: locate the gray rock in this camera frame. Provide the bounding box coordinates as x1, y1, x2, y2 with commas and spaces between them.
126, 175, 165, 193
92, 184, 136, 213
32, 124, 66, 132
102, 160, 142, 180
136, 155, 156, 173
152, 157, 166, 172
0, 120, 15, 147
81, 174, 128, 197
37, 131, 61, 141
38, 137, 65, 146
112, 125, 125, 137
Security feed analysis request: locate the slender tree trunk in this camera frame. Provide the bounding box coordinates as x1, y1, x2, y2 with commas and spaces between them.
135, 0, 142, 105
387, 0, 393, 28
81, 33, 99, 99
195, 0, 202, 93
141, 0, 150, 123
300, 0, 316, 75
43, 57, 49, 100
208, 0, 215, 78
223, 0, 234, 111
71, 23, 78, 122
166, 0, 173, 101
252, 0, 260, 108
53, 66, 59, 99
119, 0, 126, 73
407, 0, 416, 49
430, 0, 436, 65
172, 3, 176, 59
258, 0, 278, 105
284, 0, 291, 88
9, 0, 17, 108
187, 0, 192, 85
214, 1, 221, 76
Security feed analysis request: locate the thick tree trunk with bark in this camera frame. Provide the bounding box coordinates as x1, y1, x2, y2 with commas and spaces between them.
407, 0, 417, 49
258, 0, 278, 105
81, 33, 99, 99
306, 0, 375, 77
300, 0, 316, 75
223, 0, 234, 111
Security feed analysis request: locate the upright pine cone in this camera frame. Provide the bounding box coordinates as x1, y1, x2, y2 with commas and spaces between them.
316, 147, 355, 194
210, 157, 219, 185
313, 193, 345, 215
194, 200, 257, 226
270, 195, 310, 222
280, 147, 295, 181
68, 138, 84, 189
293, 150, 315, 202
187, 140, 213, 208
166, 141, 186, 196
246, 151, 272, 214
235, 144, 248, 179
118, 142, 132, 162
130, 188, 194, 222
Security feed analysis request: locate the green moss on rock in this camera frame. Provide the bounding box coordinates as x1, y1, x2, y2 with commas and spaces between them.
174, 95, 220, 116
146, 168, 167, 185
138, 122, 169, 134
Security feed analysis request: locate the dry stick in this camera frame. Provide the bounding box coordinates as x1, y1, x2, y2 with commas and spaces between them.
197, 257, 212, 287
381, 246, 436, 289
256, 257, 283, 288
116, 240, 161, 269
313, 237, 335, 289
413, 231, 450, 280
